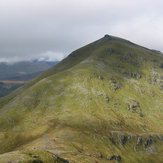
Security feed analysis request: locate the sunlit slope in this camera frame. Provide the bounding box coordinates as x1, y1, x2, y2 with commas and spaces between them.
0, 35, 163, 163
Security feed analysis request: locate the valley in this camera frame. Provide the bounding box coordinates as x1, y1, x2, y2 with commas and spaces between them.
0, 61, 57, 97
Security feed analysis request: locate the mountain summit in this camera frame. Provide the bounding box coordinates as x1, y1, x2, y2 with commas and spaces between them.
0, 35, 163, 162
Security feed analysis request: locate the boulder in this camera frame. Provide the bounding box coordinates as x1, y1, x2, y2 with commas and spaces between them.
128, 100, 140, 112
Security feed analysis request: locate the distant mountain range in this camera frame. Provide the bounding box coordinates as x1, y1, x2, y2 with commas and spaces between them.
0, 60, 58, 97
0, 60, 58, 80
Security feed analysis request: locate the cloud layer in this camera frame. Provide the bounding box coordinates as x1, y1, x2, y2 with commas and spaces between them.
0, 0, 163, 62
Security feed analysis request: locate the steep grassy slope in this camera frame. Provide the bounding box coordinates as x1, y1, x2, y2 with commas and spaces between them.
0, 35, 163, 163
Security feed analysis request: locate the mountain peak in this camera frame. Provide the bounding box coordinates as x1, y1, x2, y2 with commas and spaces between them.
0, 35, 163, 163
103, 34, 113, 41
104, 34, 112, 38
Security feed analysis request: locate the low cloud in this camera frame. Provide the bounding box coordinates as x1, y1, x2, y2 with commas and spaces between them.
0, 0, 163, 63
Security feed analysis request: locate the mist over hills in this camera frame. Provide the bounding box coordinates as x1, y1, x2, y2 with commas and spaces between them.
0, 60, 58, 80
0, 60, 58, 97
0, 35, 163, 163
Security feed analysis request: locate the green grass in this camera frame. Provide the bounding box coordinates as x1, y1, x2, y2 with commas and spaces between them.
0, 35, 163, 162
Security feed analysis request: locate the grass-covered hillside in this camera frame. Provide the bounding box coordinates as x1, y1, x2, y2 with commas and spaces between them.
0, 35, 163, 163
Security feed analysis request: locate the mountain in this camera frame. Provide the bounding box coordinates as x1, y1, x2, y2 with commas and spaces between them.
0, 82, 24, 98
0, 35, 163, 163
0, 60, 58, 97
0, 60, 58, 81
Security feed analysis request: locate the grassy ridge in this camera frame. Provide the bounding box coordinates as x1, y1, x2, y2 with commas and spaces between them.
0, 35, 163, 162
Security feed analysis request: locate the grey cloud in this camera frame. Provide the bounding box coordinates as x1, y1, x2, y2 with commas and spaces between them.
0, 0, 163, 62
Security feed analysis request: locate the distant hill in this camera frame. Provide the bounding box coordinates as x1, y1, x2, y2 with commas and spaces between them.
0, 60, 58, 80
0, 35, 162, 163
0, 60, 58, 97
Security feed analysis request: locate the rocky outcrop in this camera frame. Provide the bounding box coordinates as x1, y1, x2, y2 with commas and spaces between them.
127, 100, 140, 112
29, 152, 69, 163
122, 71, 141, 79
136, 137, 143, 145
54, 155, 69, 163
110, 132, 131, 146
108, 155, 122, 162
127, 100, 144, 117
118, 135, 128, 146
149, 70, 163, 90
109, 79, 122, 91
130, 72, 141, 79
144, 136, 153, 149
110, 131, 163, 148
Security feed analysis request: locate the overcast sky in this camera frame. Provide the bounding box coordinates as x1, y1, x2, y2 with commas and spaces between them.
0, 0, 163, 62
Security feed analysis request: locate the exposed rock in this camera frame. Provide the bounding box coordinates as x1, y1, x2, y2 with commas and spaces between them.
127, 100, 140, 112
136, 137, 143, 145
108, 155, 122, 162
53, 155, 69, 163
108, 155, 115, 160
144, 136, 153, 149
104, 34, 112, 40
110, 132, 135, 147
130, 72, 141, 79
118, 134, 128, 146
122, 71, 141, 79
127, 135, 132, 141
32, 159, 43, 163
150, 70, 163, 90
110, 79, 122, 91
146, 146, 156, 154
92, 152, 103, 158
32, 155, 39, 159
